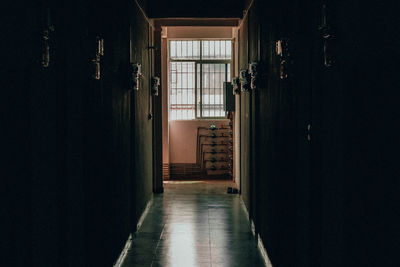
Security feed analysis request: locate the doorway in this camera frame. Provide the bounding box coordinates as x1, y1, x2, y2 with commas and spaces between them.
157, 26, 240, 189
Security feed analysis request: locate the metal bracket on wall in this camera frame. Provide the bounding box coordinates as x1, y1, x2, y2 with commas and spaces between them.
248, 62, 264, 90
92, 36, 104, 80
232, 77, 241, 95
41, 27, 55, 68
319, 4, 335, 67
276, 38, 291, 79
41, 30, 50, 68
131, 63, 142, 90
240, 69, 251, 92
151, 76, 160, 96
41, 8, 55, 68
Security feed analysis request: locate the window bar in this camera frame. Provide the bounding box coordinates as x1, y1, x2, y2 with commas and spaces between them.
211, 64, 213, 117
214, 64, 217, 117
197, 63, 200, 118
217, 64, 220, 117
175, 67, 177, 119
186, 62, 187, 119
226, 41, 228, 60
226, 41, 228, 59
200, 41, 203, 117
181, 41, 184, 59
185, 62, 187, 119
208, 41, 210, 60
183, 62, 186, 119
225, 63, 228, 116
213, 64, 216, 117
183, 62, 185, 119
214, 64, 216, 117
171, 62, 174, 120
187, 62, 189, 119
179, 62, 181, 119
189, 41, 192, 60
183, 41, 186, 59
221, 64, 224, 116
228, 41, 230, 59
178, 64, 179, 119
186, 62, 188, 119
168, 63, 170, 119
189, 62, 191, 118
195, 63, 197, 118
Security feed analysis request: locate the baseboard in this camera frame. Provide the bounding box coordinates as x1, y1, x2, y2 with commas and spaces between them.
257, 233, 273, 267
251, 219, 256, 237
113, 234, 132, 267
240, 197, 249, 220
137, 195, 153, 231
239, 195, 273, 267
113, 195, 154, 267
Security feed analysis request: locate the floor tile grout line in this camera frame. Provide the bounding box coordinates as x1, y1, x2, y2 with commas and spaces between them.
207, 184, 213, 267
150, 195, 168, 267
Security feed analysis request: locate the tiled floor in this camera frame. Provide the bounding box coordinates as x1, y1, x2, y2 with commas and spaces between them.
121, 180, 265, 267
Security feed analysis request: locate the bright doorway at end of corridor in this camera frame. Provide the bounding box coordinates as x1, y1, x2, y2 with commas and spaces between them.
161, 26, 239, 190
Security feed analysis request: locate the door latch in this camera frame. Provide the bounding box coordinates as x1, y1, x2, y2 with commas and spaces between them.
131, 63, 142, 90
151, 76, 160, 96
92, 36, 104, 80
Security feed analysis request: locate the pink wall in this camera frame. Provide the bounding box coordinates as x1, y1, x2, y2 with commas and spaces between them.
162, 37, 169, 164
166, 26, 233, 39
169, 120, 228, 163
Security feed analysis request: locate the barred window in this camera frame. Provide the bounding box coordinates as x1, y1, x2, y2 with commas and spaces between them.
168, 40, 232, 120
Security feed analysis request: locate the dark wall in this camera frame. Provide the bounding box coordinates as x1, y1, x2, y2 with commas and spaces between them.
3, 0, 154, 266
129, 1, 155, 226
238, 0, 399, 266
239, 2, 300, 265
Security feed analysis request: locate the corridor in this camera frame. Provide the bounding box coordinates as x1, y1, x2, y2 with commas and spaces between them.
121, 181, 265, 267
4, 0, 397, 266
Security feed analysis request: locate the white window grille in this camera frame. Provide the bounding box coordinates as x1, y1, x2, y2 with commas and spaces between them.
168, 40, 232, 120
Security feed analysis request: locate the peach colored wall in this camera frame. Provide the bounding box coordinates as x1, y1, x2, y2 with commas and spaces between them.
162, 35, 169, 164
166, 26, 233, 39
169, 120, 228, 163
233, 28, 240, 189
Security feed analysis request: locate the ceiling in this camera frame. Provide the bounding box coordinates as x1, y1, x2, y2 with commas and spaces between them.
148, 0, 244, 18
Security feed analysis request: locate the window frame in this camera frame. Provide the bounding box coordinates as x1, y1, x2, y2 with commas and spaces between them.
168, 39, 233, 121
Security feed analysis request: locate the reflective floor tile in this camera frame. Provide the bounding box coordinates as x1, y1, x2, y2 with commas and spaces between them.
121, 180, 265, 267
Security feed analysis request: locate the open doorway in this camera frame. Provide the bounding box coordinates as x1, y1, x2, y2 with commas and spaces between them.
159, 25, 240, 191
